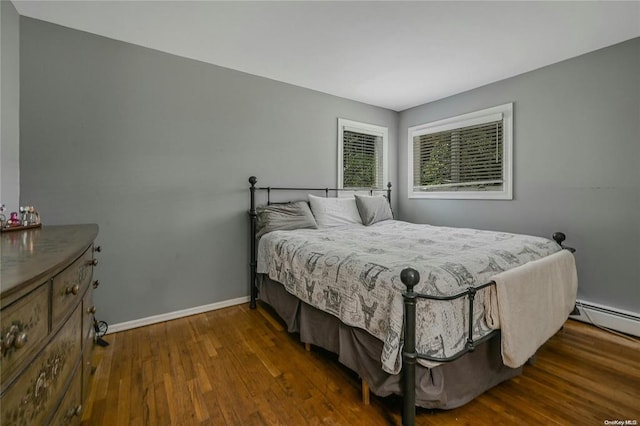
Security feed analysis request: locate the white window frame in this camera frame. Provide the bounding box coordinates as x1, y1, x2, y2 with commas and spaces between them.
407, 103, 513, 200
338, 118, 388, 189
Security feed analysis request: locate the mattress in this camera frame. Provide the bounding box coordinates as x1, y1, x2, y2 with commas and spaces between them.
257, 220, 560, 373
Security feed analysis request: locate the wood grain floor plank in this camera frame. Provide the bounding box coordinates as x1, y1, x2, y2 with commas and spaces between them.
81, 304, 640, 425
152, 380, 171, 424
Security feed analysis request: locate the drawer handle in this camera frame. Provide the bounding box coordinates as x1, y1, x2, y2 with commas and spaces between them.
2, 326, 28, 352
94, 245, 102, 253
93, 280, 100, 289
87, 306, 97, 315
87, 259, 98, 266
65, 284, 80, 295
14, 332, 28, 349
66, 404, 83, 418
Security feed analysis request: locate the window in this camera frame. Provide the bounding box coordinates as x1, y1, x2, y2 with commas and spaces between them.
338, 118, 388, 189
408, 103, 513, 199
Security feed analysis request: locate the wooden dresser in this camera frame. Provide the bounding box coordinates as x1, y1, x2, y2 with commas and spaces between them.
1, 224, 100, 425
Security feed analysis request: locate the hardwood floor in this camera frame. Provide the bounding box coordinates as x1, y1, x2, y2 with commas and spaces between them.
81, 303, 640, 425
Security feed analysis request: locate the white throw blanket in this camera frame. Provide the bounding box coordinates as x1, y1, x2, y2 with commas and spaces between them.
485, 250, 578, 368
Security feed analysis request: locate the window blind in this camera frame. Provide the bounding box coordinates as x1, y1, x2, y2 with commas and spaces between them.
413, 120, 503, 191
343, 130, 384, 188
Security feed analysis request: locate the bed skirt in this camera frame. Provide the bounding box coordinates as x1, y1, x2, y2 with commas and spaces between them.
258, 275, 522, 409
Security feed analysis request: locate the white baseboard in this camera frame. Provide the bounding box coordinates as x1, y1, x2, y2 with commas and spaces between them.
570, 299, 640, 337
106, 296, 638, 338
106, 296, 251, 334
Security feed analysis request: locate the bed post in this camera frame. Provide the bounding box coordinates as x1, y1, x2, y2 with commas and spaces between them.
401, 267, 420, 426
553, 232, 579, 315
249, 176, 258, 309
386, 182, 392, 206
552, 232, 576, 253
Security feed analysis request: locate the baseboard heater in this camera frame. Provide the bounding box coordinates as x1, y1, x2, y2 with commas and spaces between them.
571, 300, 640, 337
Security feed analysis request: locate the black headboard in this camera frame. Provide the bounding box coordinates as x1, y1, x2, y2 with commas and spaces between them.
247, 176, 392, 308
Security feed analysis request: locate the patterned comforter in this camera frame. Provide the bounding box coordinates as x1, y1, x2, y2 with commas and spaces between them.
257, 220, 560, 374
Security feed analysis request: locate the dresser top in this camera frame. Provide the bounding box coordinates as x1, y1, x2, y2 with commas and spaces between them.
1, 224, 99, 300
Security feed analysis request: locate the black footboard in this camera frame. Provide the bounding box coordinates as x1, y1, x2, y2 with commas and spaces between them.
400, 268, 498, 425
400, 231, 575, 426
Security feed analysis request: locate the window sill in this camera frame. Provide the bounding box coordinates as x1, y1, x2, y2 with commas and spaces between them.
409, 190, 513, 200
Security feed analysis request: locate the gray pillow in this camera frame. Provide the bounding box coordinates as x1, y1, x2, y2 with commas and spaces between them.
256, 201, 318, 237
354, 194, 393, 226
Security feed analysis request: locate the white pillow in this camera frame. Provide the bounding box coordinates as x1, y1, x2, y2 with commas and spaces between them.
308, 194, 363, 228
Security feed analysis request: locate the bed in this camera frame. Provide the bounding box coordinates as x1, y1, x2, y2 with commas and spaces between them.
247, 176, 578, 425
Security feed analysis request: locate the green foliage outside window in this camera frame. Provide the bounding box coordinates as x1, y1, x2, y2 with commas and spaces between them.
420, 123, 502, 188
421, 133, 452, 185
343, 131, 377, 188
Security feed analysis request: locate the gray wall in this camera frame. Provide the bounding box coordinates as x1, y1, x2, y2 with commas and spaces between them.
19, 17, 398, 325
17, 15, 639, 323
1, 0, 20, 211
398, 38, 640, 313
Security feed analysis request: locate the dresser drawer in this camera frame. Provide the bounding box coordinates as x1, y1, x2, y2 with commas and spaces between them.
52, 246, 94, 329
0, 304, 82, 426
82, 286, 95, 345
1, 284, 50, 386
49, 367, 82, 426
81, 284, 96, 401
82, 334, 95, 402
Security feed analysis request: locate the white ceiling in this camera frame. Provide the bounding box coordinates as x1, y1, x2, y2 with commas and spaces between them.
12, 1, 640, 111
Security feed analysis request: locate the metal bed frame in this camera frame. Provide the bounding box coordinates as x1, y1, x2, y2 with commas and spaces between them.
248, 176, 575, 426
248, 176, 392, 309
